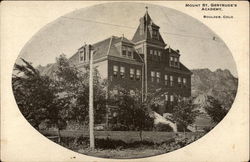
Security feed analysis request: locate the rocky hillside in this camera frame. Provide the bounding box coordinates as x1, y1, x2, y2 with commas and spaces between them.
191, 68, 238, 110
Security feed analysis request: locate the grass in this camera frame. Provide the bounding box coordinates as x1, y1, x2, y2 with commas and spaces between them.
41, 130, 202, 143
41, 130, 205, 158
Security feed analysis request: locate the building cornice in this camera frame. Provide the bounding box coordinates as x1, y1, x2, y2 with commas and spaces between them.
76, 55, 144, 68
164, 66, 192, 75
108, 55, 143, 66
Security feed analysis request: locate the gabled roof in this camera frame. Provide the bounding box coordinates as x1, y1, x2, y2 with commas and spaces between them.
121, 36, 134, 45
179, 62, 192, 74
132, 11, 166, 46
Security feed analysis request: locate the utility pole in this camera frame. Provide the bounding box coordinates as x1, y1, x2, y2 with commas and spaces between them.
88, 44, 95, 149
144, 6, 148, 101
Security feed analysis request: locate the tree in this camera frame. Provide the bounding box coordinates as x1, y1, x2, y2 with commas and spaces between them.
13, 55, 107, 143
54, 54, 107, 126
110, 88, 154, 140
204, 96, 227, 124
134, 103, 154, 140
172, 98, 199, 133
12, 59, 57, 130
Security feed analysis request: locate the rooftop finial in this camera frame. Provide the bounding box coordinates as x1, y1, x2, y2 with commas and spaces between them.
145, 6, 148, 12
121, 34, 124, 41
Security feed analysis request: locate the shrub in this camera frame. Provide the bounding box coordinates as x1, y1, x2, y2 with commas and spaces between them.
155, 123, 173, 132
203, 126, 212, 133
109, 123, 129, 131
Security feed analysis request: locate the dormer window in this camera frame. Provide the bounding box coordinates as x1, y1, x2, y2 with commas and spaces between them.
174, 57, 179, 67
121, 46, 133, 58
79, 48, 86, 62
170, 56, 179, 68
122, 47, 127, 57
170, 57, 174, 66
80, 51, 84, 61
152, 29, 159, 40
127, 48, 132, 58
153, 29, 158, 37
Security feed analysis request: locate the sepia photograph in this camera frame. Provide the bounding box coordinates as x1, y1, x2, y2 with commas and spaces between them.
1, 1, 249, 161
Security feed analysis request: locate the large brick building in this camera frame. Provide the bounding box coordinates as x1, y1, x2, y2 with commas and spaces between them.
69, 9, 192, 115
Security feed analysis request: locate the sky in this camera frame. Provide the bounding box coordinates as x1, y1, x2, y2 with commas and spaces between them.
18, 2, 238, 77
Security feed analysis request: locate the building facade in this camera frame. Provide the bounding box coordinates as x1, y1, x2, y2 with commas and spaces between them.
69, 10, 192, 116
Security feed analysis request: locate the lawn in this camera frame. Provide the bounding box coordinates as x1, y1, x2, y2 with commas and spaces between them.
40, 130, 204, 158
41, 130, 202, 143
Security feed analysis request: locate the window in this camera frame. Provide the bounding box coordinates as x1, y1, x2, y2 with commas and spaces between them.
79, 48, 87, 62
170, 95, 174, 102
170, 56, 180, 68
164, 74, 168, 85
183, 78, 187, 87
137, 48, 142, 54
158, 51, 161, 57
153, 30, 158, 38
80, 51, 84, 61
113, 65, 118, 77
122, 46, 133, 58
80, 56, 83, 61
170, 75, 173, 86
150, 49, 153, 55
120, 66, 125, 78
156, 72, 160, 83
178, 77, 182, 87
174, 57, 179, 67
88, 51, 91, 60
170, 57, 175, 66
122, 46, 127, 57
154, 50, 157, 56
127, 48, 132, 58
130, 68, 135, 80
151, 71, 155, 82
140, 25, 144, 35
136, 69, 141, 80
165, 94, 168, 101
83, 52, 86, 61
